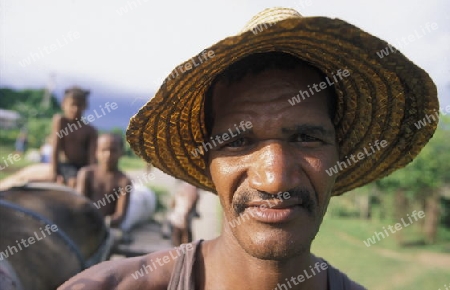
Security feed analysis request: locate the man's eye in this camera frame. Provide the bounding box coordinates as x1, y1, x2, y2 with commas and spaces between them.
292, 134, 322, 143
225, 138, 248, 148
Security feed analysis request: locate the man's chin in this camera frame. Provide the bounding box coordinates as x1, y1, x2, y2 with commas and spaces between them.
234, 227, 315, 261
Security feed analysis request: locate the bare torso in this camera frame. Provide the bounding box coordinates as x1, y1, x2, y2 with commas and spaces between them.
57, 116, 97, 167
78, 165, 130, 216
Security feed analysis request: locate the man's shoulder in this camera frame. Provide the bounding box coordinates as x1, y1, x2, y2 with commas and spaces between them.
323, 258, 367, 290
58, 249, 178, 289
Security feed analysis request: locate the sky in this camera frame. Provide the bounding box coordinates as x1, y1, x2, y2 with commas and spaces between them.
0, 0, 449, 108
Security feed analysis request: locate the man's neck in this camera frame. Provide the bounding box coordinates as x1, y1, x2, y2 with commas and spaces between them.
200, 235, 328, 290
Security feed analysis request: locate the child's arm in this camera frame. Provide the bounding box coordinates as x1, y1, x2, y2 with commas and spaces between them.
76, 167, 89, 197
110, 177, 132, 228
50, 114, 62, 181
88, 127, 98, 165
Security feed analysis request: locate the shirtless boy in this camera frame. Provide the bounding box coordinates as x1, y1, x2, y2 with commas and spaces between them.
51, 86, 97, 188
76, 133, 132, 228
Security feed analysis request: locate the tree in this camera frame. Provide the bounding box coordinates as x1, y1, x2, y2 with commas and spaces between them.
0, 88, 60, 148
0, 88, 60, 119
374, 115, 450, 244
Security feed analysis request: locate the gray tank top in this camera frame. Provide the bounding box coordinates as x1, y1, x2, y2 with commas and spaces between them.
167, 240, 366, 290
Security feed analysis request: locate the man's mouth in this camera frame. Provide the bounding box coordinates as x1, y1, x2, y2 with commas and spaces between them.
243, 199, 307, 223
245, 198, 302, 209
232, 188, 316, 224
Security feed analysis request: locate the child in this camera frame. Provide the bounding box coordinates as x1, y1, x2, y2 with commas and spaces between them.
167, 181, 199, 246
14, 128, 28, 155
76, 133, 131, 229
40, 136, 53, 163
51, 86, 97, 188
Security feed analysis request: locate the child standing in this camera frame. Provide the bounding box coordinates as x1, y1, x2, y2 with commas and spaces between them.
15, 128, 28, 155
168, 181, 200, 246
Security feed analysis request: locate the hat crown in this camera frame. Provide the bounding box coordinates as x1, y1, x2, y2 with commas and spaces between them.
240, 7, 303, 34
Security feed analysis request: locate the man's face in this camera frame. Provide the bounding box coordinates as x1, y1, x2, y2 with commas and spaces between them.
96, 135, 122, 170
208, 65, 339, 260
62, 96, 86, 120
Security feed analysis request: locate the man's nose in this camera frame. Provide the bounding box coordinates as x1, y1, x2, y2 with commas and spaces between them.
247, 141, 301, 194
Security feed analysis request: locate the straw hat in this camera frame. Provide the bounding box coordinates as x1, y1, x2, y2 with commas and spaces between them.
126, 7, 439, 196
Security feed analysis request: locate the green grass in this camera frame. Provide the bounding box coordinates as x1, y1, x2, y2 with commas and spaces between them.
0, 145, 34, 180
312, 213, 450, 290
118, 155, 147, 171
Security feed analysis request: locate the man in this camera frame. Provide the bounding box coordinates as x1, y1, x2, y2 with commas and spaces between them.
59, 7, 438, 290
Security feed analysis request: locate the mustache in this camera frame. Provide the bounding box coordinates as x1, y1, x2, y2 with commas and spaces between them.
233, 187, 316, 215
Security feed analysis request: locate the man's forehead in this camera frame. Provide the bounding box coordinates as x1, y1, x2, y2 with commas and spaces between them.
210, 67, 333, 116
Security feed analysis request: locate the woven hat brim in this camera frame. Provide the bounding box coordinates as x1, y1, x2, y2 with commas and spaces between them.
126, 16, 438, 196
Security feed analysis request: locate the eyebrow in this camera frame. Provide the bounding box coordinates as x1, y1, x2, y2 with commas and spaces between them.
281, 125, 334, 137
210, 125, 334, 141
211, 128, 253, 140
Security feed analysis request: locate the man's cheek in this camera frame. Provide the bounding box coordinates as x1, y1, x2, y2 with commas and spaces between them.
210, 158, 236, 191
